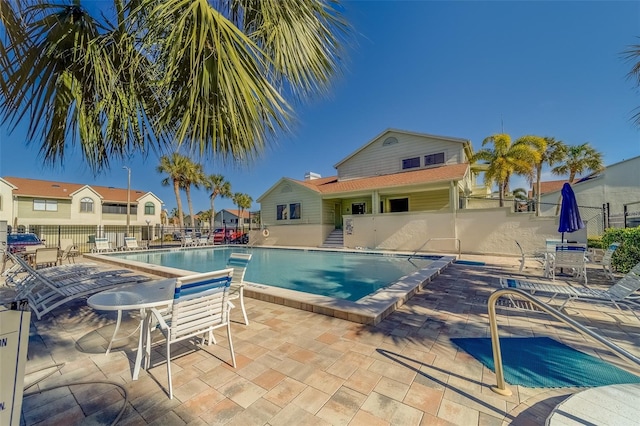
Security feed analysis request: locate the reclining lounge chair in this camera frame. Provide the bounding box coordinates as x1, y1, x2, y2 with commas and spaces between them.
500, 262, 640, 321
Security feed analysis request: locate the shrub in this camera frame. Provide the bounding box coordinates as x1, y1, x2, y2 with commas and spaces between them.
587, 236, 602, 249
602, 227, 640, 273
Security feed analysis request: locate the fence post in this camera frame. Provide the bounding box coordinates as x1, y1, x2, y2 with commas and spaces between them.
624, 205, 628, 228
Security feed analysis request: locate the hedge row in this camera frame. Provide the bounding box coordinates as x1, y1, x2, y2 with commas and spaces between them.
601, 227, 640, 273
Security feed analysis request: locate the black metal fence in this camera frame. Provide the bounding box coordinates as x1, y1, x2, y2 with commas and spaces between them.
7, 225, 250, 253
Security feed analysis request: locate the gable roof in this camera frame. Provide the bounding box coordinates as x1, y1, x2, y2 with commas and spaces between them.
292, 163, 469, 195
334, 128, 472, 169
535, 180, 569, 196
3, 176, 152, 203
219, 209, 251, 219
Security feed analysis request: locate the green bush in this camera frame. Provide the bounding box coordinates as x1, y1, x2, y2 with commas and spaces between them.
587, 237, 602, 249
602, 227, 640, 273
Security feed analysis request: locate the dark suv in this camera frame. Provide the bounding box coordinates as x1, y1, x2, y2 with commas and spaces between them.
7, 233, 45, 253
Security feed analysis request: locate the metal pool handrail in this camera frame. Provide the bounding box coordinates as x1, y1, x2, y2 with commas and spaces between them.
409, 238, 460, 260
488, 287, 640, 396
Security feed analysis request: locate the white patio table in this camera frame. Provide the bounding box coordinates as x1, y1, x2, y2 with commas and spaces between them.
87, 278, 175, 380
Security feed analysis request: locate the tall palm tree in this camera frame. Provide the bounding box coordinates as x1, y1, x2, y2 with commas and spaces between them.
0, 1, 161, 171
157, 153, 190, 228
181, 160, 204, 230
624, 39, 640, 127
0, 1, 351, 172
203, 174, 232, 232
551, 143, 604, 214
472, 134, 541, 207
516, 136, 568, 215
552, 143, 604, 184
232, 192, 253, 233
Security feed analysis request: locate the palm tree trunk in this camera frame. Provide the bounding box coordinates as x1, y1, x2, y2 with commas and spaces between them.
536, 164, 542, 216
173, 181, 184, 228
186, 187, 194, 228
214, 196, 216, 232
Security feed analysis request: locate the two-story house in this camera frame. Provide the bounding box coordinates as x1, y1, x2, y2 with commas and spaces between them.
257, 129, 488, 249
0, 177, 163, 248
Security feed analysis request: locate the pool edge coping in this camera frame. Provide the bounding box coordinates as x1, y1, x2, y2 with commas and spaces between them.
84, 247, 456, 325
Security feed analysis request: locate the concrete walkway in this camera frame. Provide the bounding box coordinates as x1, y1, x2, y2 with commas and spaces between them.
10, 256, 640, 425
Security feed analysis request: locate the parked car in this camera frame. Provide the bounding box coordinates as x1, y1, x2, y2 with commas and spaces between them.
213, 228, 248, 244
7, 233, 46, 253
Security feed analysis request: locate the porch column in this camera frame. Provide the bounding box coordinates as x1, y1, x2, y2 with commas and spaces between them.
450, 181, 458, 212
372, 191, 380, 214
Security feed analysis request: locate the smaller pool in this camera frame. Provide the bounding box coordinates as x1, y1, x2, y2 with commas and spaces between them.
106, 247, 438, 301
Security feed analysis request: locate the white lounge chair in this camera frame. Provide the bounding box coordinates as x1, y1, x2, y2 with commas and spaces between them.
92, 237, 115, 253
8, 253, 150, 320
182, 235, 196, 247
123, 237, 144, 251
500, 263, 640, 321
226, 253, 252, 325
145, 268, 236, 399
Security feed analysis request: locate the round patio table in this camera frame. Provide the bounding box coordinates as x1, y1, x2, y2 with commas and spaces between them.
546, 383, 640, 425
88, 278, 175, 380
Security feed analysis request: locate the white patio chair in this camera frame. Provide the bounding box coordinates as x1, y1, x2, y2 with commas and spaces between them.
58, 238, 79, 264
549, 243, 588, 284
226, 253, 252, 325
144, 268, 236, 399
598, 242, 620, 280
515, 241, 545, 272
33, 247, 59, 269
500, 262, 640, 321
92, 237, 115, 253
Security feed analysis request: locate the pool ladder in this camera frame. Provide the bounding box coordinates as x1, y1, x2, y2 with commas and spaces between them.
488, 288, 640, 396
408, 238, 460, 260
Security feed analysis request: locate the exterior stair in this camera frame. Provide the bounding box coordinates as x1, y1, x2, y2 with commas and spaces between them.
321, 229, 344, 248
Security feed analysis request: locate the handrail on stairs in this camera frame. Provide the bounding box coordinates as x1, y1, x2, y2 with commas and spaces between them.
488, 287, 640, 396
408, 238, 461, 260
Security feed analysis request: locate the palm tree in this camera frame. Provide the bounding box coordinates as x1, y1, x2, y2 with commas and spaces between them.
551, 143, 604, 214
472, 134, 541, 207
0, 2, 160, 171
203, 174, 232, 232
181, 160, 204, 231
624, 39, 640, 127
232, 193, 253, 233
157, 153, 190, 229
552, 143, 604, 184
516, 136, 568, 215
0, 1, 351, 172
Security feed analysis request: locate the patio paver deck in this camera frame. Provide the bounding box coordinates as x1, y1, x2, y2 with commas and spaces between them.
8, 255, 640, 425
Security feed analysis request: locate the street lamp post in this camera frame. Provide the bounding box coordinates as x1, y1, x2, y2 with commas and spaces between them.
123, 166, 131, 236
145, 219, 151, 248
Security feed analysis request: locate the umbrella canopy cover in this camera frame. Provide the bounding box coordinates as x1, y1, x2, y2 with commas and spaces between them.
558, 183, 585, 234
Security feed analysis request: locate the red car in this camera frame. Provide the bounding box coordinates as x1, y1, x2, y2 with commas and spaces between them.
212, 228, 248, 244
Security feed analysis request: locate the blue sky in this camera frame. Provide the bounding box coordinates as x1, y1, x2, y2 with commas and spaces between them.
1, 0, 639, 214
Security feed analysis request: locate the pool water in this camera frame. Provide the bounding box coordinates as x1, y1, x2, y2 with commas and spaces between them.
108, 247, 437, 301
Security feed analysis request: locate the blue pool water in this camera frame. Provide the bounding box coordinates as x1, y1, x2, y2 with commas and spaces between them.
108, 247, 437, 301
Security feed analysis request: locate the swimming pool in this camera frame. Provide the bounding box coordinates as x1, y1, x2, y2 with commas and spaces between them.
106, 247, 437, 301
89, 246, 455, 324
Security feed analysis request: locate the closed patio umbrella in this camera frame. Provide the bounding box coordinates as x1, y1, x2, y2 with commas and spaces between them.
558, 183, 584, 242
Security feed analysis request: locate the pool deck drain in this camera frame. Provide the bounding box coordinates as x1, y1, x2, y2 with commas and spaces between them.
84, 248, 456, 325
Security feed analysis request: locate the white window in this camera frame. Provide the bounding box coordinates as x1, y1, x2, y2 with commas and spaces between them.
33, 199, 57, 211
80, 197, 94, 213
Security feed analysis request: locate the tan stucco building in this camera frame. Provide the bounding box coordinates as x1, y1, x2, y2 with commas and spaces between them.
0, 176, 162, 232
